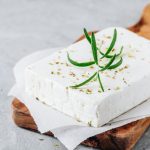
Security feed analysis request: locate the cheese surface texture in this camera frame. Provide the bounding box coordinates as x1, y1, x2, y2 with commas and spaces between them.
25, 27, 150, 127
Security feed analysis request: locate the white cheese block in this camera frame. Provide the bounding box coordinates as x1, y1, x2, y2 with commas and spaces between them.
25, 27, 150, 127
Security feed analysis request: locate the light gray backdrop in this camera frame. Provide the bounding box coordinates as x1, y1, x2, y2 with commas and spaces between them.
0, 0, 150, 150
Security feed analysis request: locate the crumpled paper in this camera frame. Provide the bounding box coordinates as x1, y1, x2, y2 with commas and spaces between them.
8, 48, 150, 150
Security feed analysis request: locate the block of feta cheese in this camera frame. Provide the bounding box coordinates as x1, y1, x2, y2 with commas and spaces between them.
25, 27, 150, 127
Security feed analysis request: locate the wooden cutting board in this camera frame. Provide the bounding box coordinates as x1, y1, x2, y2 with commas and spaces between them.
12, 4, 150, 150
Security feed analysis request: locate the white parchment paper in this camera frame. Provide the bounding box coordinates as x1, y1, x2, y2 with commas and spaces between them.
8, 48, 150, 150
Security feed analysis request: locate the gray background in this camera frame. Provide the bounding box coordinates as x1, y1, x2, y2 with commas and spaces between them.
0, 0, 150, 149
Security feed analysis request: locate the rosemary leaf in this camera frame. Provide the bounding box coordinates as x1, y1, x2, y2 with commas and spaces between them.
100, 57, 123, 70
91, 32, 98, 65
108, 57, 123, 69
84, 28, 91, 43
118, 46, 123, 56
67, 52, 95, 67
100, 54, 116, 71
97, 72, 104, 92
101, 29, 117, 58
99, 46, 123, 58
84, 28, 101, 54
70, 72, 97, 88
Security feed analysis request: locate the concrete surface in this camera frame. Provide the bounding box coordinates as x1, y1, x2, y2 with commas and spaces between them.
0, 0, 150, 150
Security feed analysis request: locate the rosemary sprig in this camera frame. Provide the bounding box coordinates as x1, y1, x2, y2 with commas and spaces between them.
84, 28, 91, 43
99, 46, 123, 58
70, 72, 97, 89
67, 52, 95, 67
84, 28, 120, 59
101, 29, 117, 58
67, 28, 123, 92
100, 54, 116, 71
97, 72, 104, 92
108, 57, 123, 69
100, 57, 123, 70
91, 32, 98, 65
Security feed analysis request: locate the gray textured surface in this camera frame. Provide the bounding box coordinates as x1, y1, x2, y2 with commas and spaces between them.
0, 0, 150, 150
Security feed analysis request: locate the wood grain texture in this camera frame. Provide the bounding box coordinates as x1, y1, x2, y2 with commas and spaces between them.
12, 98, 150, 150
12, 4, 150, 150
